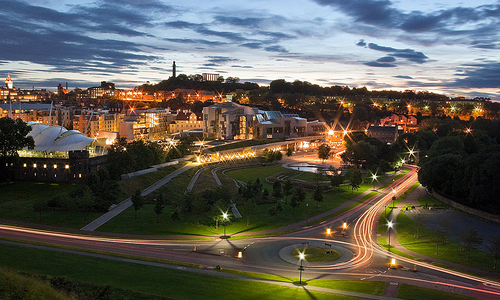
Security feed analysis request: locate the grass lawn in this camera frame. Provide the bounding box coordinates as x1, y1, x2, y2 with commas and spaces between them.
293, 247, 340, 262
0, 242, 361, 300
396, 212, 500, 274
0, 181, 102, 228
397, 284, 478, 300
0, 164, 186, 230
117, 164, 183, 199
100, 163, 375, 236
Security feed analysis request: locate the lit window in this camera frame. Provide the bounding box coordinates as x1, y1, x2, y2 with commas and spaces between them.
79, 173, 82, 178
65, 165, 70, 169
33, 163, 37, 168
53, 164, 57, 169
23, 163, 27, 168
43, 164, 47, 168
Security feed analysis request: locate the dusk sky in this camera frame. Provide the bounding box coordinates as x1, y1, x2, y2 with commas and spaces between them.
2, 0, 500, 99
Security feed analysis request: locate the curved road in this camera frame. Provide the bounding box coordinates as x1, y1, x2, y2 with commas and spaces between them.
1, 166, 500, 299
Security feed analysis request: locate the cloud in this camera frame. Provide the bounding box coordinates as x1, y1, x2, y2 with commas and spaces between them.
367, 43, 428, 63
394, 75, 413, 79
231, 65, 253, 68
264, 45, 289, 53
313, 0, 500, 41
364, 61, 396, 68
451, 62, 500, 88
205, 56, 239, 66
214, 16, 266, 28
377, 56, 396, 63
164, 38, 227, 46
356, 39, 367, 47
241, 42, 263, 49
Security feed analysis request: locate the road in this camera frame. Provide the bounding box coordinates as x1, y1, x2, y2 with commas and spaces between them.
1, 165, 500, 299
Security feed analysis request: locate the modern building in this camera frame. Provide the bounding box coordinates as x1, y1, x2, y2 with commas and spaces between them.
203, 101, 258, 140
13, 123, 107, 183
253, 111, 308, 139
203, 101, 326, 140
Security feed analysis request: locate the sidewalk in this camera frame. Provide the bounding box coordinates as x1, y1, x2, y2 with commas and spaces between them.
81, 163, 196, 231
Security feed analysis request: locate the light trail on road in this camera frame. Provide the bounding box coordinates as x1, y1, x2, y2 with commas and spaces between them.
1, 165, 500, 299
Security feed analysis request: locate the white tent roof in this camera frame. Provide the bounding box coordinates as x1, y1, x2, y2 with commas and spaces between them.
26, 123, 94, 152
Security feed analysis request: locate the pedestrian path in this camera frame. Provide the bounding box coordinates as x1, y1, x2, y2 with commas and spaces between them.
81, 163, 195, 231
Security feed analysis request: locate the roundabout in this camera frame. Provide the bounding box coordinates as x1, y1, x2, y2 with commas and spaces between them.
277, 240, 355, 268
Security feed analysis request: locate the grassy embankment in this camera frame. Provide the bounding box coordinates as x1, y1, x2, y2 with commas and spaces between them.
0, 242, 376, 300
101, 162, 380, 236
0, 164, 184, 229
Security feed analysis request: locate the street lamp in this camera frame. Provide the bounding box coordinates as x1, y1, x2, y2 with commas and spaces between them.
222, 212, 228, 237
371, 173, 377, 190
298, 252, 305, 284
388, 221, 393, 251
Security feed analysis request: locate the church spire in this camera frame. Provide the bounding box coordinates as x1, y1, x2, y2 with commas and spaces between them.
5, 73, 13, 89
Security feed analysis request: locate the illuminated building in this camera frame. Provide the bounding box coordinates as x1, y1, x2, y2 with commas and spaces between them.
203, 101, 326, 140
168, 111, 203, 134
5, 73, 13, 89
119, 108, 175, 141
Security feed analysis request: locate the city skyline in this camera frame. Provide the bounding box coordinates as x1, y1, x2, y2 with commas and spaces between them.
1, 0, 500, 100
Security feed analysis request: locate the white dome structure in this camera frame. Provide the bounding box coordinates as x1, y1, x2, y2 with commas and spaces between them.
26, 123, 95, 152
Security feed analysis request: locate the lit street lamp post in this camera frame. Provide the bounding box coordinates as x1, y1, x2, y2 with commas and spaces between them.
222, 213, 228, 238
298, 252, 305, 284
388, 221, 393, 251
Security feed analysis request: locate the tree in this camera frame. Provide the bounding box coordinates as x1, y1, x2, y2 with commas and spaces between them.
242, 198, 257, 226
191, 193, 209, 225
317, 144, 331, 163
282, 179, 293, 203
154, 193, 165, 223
78, 186, 96, 212
487, 234, 500, 269
272, 180, 282, 199
431, 227, 446, 255
329, 172, 343, 189
33, 199, 46, 222
346, 167, 362, 192
131, 189, 144, 220
262, 149, 283, 163
313, 185, 323, 207
286, 148, 293, 157
460, 228, 483, 259
0, 117, 35, 181
0, 117, 35, 157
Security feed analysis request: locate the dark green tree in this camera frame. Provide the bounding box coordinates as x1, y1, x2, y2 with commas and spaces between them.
313, 185, 323, 207
317, 144, 331, 163
33, 199, 46, 222
242, 198, 257, 226
282, 179, 293, 203
272, 180, 282, 199
346, 167, 363, 192
487, 234, 500, 269
131, 189, 144, 220
154, 193, 165, 223
460, 228, 483, 259
0, 117, 35, 181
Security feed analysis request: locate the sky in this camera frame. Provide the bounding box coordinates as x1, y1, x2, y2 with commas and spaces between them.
1, 0, 500, 100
